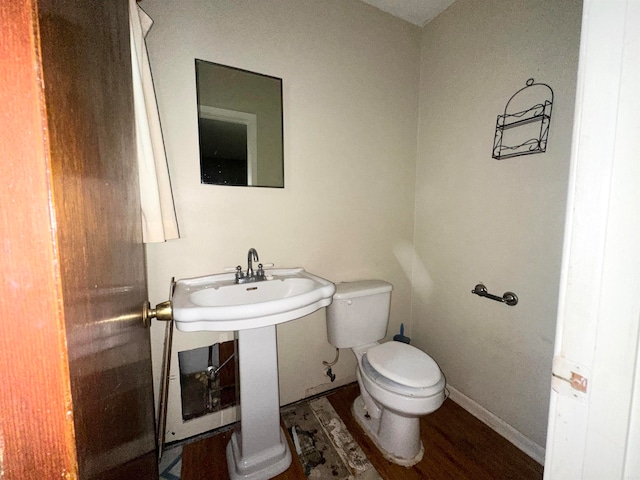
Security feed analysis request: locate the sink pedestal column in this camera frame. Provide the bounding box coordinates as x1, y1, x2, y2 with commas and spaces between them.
226, 325, 291, 480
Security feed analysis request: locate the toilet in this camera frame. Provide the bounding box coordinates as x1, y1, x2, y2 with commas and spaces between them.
326, 280, 445, 467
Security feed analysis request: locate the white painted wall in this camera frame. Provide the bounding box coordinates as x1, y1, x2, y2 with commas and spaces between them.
141, 0, 421, 440
413, 0, 582, 450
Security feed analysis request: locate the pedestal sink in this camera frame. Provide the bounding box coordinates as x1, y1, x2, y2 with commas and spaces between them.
172, 268, 335, 480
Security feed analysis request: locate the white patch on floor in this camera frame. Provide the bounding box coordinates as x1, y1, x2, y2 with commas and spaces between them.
309, 397, 382, 479
282, 401, 352, 479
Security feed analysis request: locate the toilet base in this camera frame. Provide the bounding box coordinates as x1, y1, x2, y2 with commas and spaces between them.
352, 395, 424, 467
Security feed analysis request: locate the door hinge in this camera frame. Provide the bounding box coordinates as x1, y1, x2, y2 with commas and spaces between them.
551, 355, 590, 402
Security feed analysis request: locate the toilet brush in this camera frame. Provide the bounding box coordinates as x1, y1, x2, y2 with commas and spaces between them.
393, 323, 411, 344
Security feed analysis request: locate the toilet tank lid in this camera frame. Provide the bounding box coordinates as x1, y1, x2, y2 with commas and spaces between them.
333, 280, 393, 299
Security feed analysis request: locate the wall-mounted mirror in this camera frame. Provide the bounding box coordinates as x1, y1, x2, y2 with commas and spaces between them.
195, 60, 284, 187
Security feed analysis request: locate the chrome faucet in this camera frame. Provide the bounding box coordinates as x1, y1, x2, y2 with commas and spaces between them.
247, 248, 259, 278
235, 248, 267, 284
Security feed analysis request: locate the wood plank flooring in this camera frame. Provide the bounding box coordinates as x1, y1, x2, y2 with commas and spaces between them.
181, 424, 305, 480
181, 383, 543, 479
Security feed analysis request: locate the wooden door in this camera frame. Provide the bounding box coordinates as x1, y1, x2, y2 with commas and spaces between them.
0, 0, 158, 478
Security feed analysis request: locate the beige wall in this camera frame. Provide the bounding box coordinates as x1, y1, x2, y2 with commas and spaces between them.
142, 0, 420, 440
413, 0, 582, 448
142, 0, 582, 451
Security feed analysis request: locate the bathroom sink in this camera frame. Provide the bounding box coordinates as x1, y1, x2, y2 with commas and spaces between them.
172, 267, 336, 331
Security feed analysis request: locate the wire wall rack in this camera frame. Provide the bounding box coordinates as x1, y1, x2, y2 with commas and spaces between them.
492, 78, 554, 160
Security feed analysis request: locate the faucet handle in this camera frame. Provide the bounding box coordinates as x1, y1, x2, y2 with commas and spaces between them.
256, 262, 275, 276
234, 265, 244, 281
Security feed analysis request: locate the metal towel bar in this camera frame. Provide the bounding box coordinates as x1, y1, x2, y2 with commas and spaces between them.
471, 283, 518, 306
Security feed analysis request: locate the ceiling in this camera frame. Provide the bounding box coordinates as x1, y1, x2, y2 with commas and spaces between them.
360, 0, 456, 26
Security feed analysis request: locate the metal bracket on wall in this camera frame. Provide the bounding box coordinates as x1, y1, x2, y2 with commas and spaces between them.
471, 283, 518, 306
551, 355, 589, 403
492, 78, 554, 160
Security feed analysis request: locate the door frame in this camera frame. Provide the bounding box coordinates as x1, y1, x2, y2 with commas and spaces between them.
544, 0, 640, 477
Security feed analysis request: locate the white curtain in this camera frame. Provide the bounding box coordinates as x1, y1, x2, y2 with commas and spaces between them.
129, 0, 180, 243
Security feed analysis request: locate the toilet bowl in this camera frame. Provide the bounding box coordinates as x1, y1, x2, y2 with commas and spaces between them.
352, 342, 445, 465
326, 280, 445, 466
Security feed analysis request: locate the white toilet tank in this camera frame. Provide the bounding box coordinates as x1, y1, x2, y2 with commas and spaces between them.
326, 280, 393, 348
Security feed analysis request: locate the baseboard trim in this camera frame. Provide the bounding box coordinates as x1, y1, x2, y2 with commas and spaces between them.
446, 385, 546, 465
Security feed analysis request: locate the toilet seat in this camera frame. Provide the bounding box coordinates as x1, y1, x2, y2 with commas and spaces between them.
366, 341, 442, 388
362, 342, 444, 398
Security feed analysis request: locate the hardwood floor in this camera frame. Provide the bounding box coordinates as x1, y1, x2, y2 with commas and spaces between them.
181, 383, 543, 479
181, 425, 305, 480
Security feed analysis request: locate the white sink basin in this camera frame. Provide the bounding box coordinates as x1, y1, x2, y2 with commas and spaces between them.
172, 267, 336, 331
